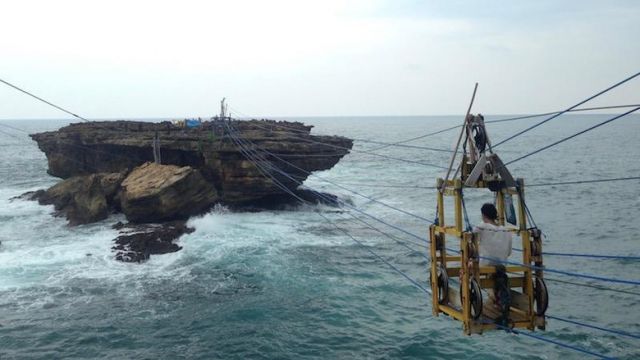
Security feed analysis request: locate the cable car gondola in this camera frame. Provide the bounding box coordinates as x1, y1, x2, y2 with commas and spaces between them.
429, 113, 548, 335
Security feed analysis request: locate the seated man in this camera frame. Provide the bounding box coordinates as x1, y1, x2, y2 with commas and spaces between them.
474, 203, 512, 266
474, 203, 513, 323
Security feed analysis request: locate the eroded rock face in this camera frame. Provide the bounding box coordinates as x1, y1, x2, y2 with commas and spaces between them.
24, 119, 353, 262
120, 162, 218, 223
112, 220, 194, 262
35, 172, 125, 225
29, 119, 353, 207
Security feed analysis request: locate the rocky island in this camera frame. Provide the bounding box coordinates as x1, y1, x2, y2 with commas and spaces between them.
25, 119, 353, 262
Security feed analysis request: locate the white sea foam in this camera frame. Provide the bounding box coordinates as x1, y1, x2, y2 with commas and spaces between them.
2, 117, 640, 359
0, 193, 343, 296
186, 208, 351, 254
0, 194, 192, 294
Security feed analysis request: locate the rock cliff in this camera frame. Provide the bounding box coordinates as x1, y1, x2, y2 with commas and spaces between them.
30, 119, 352, 207
25, 119, 352, 262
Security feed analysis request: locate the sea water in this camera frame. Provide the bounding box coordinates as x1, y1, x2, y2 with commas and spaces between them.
0, 115, 639, 359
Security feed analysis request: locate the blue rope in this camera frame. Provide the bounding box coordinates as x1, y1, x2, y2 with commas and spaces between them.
513, 183, 639, 261
490, 322, 614, 359
231, 123, 640, 287
257, 146, 435, 224
225, 123, 432, 296
310, 176, 640, 190
323, 213, 432, 295
229, 121, 434, 226
526, 176, 640, 187
494, 71, 640, 147
238, 156, 434, 245
0, 78, 90, 122
346, 215, 431, 257
226, 122, 432, 245
354, 104, 640, 153
267, 157, 640, 286
349, 138, 456, 153
240, 130, 617, 360
241, 119, 456, 153
347, 124, 461, 152
460, 189, 473, 232
371, 104, 640, 151
228, 111, 640, 263
0, 128, 23, 140
248, 121, 448, 170
512, 248, 640, 261
547, 314, 640, 340
505, 106, 640, 166
230, 122, 622, 360
516, 185, 539, 230
486, 256, 640, 286
440, 234, 640, 285
485, 104, 640, 125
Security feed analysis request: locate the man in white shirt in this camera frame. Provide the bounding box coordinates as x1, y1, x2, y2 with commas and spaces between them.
473, 203, 512, 266
474, 203, 513, 322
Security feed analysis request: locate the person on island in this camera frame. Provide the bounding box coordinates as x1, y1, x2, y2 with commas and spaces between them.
473, 203, 512, 266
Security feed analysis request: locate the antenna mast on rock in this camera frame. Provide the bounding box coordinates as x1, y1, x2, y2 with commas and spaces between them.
220, 98, 228, 120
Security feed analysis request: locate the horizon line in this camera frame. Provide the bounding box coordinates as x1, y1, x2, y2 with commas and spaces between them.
0, 112, 635, 122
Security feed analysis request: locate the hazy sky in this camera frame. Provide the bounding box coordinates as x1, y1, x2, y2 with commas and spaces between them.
1, 0, 638, 119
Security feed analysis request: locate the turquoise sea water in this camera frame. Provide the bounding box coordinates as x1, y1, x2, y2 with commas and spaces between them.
1, 115, 639, 359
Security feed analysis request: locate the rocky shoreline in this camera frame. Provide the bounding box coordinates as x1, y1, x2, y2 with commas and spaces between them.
111, 220, 194, 263
21, 119, 353, 262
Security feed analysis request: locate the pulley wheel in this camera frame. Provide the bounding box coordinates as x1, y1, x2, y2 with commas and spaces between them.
459, 279, 483, 320
531, 240, 541, 257
534, 276, 549, 316
436, 265, 449, 304
468, 240, 479, 259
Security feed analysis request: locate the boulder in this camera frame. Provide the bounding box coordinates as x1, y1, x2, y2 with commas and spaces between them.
112, 220, 194, 262
35, 172, 126, 225
120, 162, 218, 223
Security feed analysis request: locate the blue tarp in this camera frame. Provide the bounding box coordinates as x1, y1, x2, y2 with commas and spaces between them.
185, 119, 201, 128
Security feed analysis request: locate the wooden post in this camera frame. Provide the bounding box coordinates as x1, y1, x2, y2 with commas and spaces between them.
153, 131, 161, 164
461, 224, 471, 334
496, 190, 505, 226
516, 178, 535, 329
441, 83, 478, 193
437, 178, 447, 271
437, 178, 445, 227
429, 225, 439, 316
465, 117, 477, 163
454, 179, 463, 233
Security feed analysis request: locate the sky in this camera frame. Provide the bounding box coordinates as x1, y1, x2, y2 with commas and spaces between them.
0, 0, 638, 119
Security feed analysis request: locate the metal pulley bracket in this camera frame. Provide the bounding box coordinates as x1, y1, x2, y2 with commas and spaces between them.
464, 153, 516, 188
466, 114, 489, 155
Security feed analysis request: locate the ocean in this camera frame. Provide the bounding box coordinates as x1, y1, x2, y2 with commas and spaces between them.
0, 115, 639, 359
